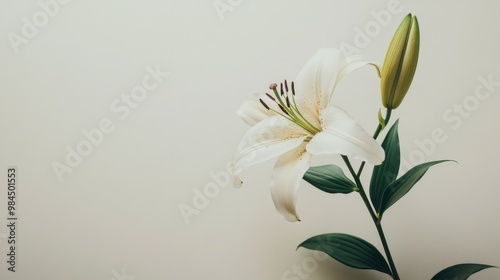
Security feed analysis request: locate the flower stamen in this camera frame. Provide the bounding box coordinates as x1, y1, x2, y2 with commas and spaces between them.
278, 104, 289, 115
259, 98, 270, 110
265, 93, 275, 101
258, 80, 321, 135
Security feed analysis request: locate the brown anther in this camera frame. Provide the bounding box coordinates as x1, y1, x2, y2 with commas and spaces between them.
265, 93, 275, 101
280, 83, 284, 96
269, 83, 278, 90
278, 104, 289, 115
259, 98, 270, 110
284, 80, 289, 92
286, 96, 290, 107
291, 81, 295, 95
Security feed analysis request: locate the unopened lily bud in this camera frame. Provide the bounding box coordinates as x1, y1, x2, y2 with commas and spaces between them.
381, 14, 420, 109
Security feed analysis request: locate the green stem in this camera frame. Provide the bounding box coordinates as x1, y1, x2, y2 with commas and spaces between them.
375, 222, 400, 280
342, 156, 377, 222
342, 156, 400, 280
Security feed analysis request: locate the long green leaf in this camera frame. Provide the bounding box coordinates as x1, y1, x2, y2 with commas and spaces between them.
379, 160, 452, 216
431, 263, 498, 280
298, 233, 392, 276
303, 165, 356, 194
370, 120, 401, 212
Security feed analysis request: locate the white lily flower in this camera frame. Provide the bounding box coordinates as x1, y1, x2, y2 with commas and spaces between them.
232, 48, 385, 222
236, 92, 275, 126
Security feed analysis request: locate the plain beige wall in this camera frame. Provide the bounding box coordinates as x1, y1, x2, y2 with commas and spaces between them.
1, 0, 500, 279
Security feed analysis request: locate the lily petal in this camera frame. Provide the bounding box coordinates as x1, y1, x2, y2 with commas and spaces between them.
231, 115, 309, 176
271, 142, 311, 222
307, 106, 385, 165
294, 49, 376, 122
338, 57, 381, 81
236, 93, 276, 126
294, 49, 343, 122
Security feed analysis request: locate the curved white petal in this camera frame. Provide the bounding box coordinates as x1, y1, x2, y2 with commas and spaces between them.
236, 93, 275, 126
231, 115, 309, 176
270, 143, 311, 222
307, 106, 385, 165
338, 58, 380, 81
294, 48, 343, 123
294, 50, 379, 117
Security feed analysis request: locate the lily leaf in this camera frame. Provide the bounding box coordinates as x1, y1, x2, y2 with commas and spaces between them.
370, 120, 400, 212
298, 233, 392, 276
379, 160, 452, 216
303, 165, 356, 194
431, 263, 498, 280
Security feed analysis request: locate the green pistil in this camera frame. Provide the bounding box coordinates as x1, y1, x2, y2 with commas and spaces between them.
260, 81, 320, 135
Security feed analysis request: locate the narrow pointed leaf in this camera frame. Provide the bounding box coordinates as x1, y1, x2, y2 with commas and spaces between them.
431, 263, 498, 280
379, 160, 453, 215
303, 165, 356, 194
298, 233, 392, 276
370, 120, 400, 212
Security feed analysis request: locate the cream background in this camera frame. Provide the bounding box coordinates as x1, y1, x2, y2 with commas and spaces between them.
1, 0, 500, 279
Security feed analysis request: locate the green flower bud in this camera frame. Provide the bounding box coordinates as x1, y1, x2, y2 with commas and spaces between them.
381, 14, 420, 109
